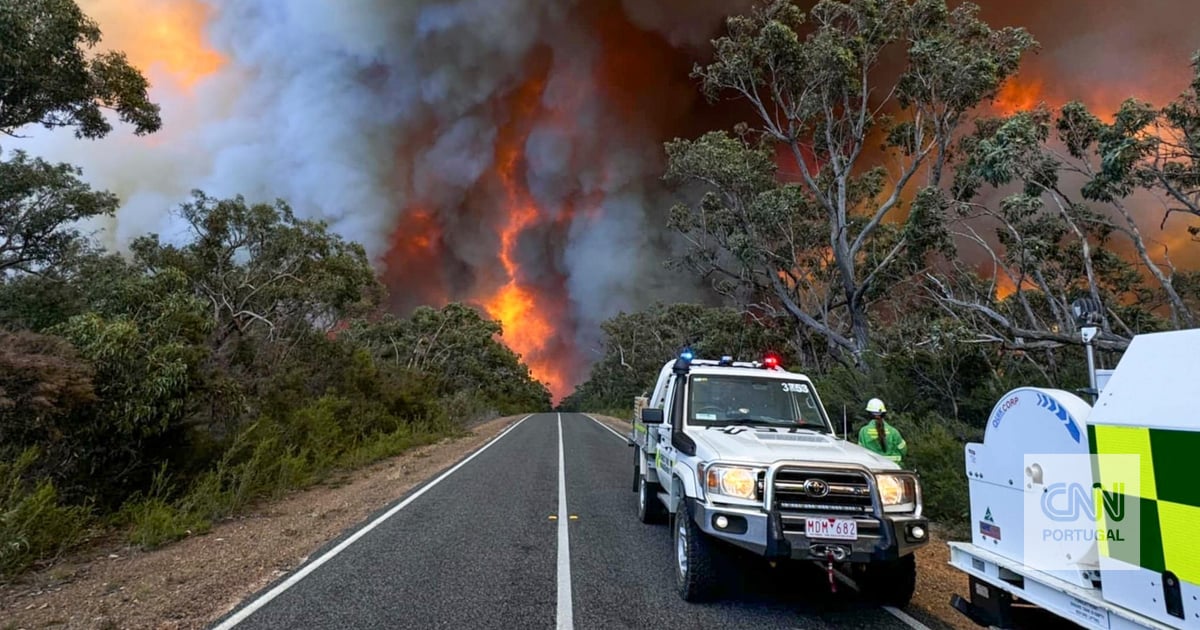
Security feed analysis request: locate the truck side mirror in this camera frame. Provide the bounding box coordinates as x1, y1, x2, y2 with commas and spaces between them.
641, 408, 664, 424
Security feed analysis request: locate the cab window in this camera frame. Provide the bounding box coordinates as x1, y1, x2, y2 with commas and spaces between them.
688, 375, 830, 431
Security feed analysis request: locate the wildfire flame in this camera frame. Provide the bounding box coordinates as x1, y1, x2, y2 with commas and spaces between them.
993, 76, 1047, 115
481, 76, 569, 400
986, 74, 1200, 272
59, 0, 1200, 406
993, 274, 1036, 301
381, 209, 449, 311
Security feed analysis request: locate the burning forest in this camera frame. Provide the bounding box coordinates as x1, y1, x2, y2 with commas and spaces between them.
10, 0, 1200, 399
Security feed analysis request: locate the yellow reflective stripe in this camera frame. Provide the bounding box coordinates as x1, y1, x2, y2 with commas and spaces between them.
1093, 425, 1157, 500
1090, 425, 1200, 584
1158, 501, 1200, 585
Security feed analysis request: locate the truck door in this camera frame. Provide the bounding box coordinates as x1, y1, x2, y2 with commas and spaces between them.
656, 374, 677, 479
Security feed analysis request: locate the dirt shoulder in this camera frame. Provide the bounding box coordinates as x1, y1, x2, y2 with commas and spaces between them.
587, 413, 975, 630
0, 414, 526, 630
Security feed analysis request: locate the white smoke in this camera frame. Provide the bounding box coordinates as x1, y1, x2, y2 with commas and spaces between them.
5, 0, 742, 389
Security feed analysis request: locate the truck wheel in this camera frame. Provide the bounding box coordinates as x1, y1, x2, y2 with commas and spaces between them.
857, 553, 917, 607
674, 499, 720, 602
637, 470, 665, 524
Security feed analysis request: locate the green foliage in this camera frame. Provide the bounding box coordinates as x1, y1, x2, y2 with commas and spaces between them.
944, 91, 1194, 343
887, 412, 974, 525
46, 307, 206, 506
120, 394, 453, 550
343, 303, 553, 415
130, 191, 383, 361
116, 466, 198, 549
0, 186, 549, 572
0, 0, 161, 138
0, 449, 90, 577
560, 302, 794, 412
0, 151, 120, 275
0, 0, 577, 577
669, 0, 1037, 368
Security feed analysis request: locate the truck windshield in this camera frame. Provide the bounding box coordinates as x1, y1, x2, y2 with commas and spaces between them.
688, 375, 830, 431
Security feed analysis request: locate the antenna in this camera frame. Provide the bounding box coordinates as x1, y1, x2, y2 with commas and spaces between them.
842, 404, 848, 440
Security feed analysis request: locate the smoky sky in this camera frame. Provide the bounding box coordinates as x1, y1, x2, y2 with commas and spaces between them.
6, 0, 1199, 391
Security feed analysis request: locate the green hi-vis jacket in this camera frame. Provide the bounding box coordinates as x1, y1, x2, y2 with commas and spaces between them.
858, 420, 908, 465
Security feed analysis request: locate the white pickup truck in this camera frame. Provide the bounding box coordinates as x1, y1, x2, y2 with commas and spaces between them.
629, 351, 929, 604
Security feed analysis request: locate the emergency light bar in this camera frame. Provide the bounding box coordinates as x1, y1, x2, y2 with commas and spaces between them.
672, 352, 784, 371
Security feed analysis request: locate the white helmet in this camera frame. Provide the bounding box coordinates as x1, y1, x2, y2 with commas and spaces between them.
866, 398, 887, 415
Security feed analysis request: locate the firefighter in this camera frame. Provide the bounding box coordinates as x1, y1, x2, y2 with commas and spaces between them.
858, 398, 908, 465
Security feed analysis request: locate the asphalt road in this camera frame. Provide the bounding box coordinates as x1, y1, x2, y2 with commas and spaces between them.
209, 413, 927, 630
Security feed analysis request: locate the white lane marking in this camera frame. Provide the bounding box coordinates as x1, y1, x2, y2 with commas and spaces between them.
882, 606, 933, 630
833, 570, 931, 630
556, 412, 574, 630
583, 414, 627, 442
212, 414, 534, 629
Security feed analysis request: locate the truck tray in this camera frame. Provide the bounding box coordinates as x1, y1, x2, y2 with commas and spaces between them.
948, 542, 1178, 630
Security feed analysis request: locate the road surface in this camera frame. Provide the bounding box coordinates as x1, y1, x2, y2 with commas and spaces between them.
209, 413, 934, 630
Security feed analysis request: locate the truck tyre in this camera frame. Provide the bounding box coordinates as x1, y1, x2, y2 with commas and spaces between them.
637, 469, 666, 524
673, 499, 720, 602
856, 553, 917, 607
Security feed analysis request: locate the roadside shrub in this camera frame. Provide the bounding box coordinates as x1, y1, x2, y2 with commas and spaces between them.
887, 412, 980, 528
118, 465, 206, 548
441, 389, 495, 428
339, 428, 445, 470
0, 449, 91, 577
119, 391, 459, 549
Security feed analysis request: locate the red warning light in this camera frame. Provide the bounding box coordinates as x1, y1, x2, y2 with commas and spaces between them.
763, 352, 781, 369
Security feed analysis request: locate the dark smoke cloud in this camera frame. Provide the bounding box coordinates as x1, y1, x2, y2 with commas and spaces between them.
8, 0, 1198, 391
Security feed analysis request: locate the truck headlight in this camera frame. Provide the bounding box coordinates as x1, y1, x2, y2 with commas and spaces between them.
705, 465, 760, 501
876, 473, 919, 513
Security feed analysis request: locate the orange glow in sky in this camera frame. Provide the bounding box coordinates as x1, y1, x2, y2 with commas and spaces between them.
993, 76, 1047, 115
78, 0, 225, 88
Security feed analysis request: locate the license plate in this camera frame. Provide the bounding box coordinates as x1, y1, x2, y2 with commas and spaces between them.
805, 517, 858, 541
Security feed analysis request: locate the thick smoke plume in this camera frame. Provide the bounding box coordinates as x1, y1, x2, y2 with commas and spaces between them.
8, 0, 1198, 398
12, 0, 750, 398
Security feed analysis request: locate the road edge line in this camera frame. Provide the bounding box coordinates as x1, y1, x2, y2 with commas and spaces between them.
882, 606, 933, 630
582, 413, 628, 442
211, 413, 534, 629
556, 412, 574, 630
832, 568, 932, 630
